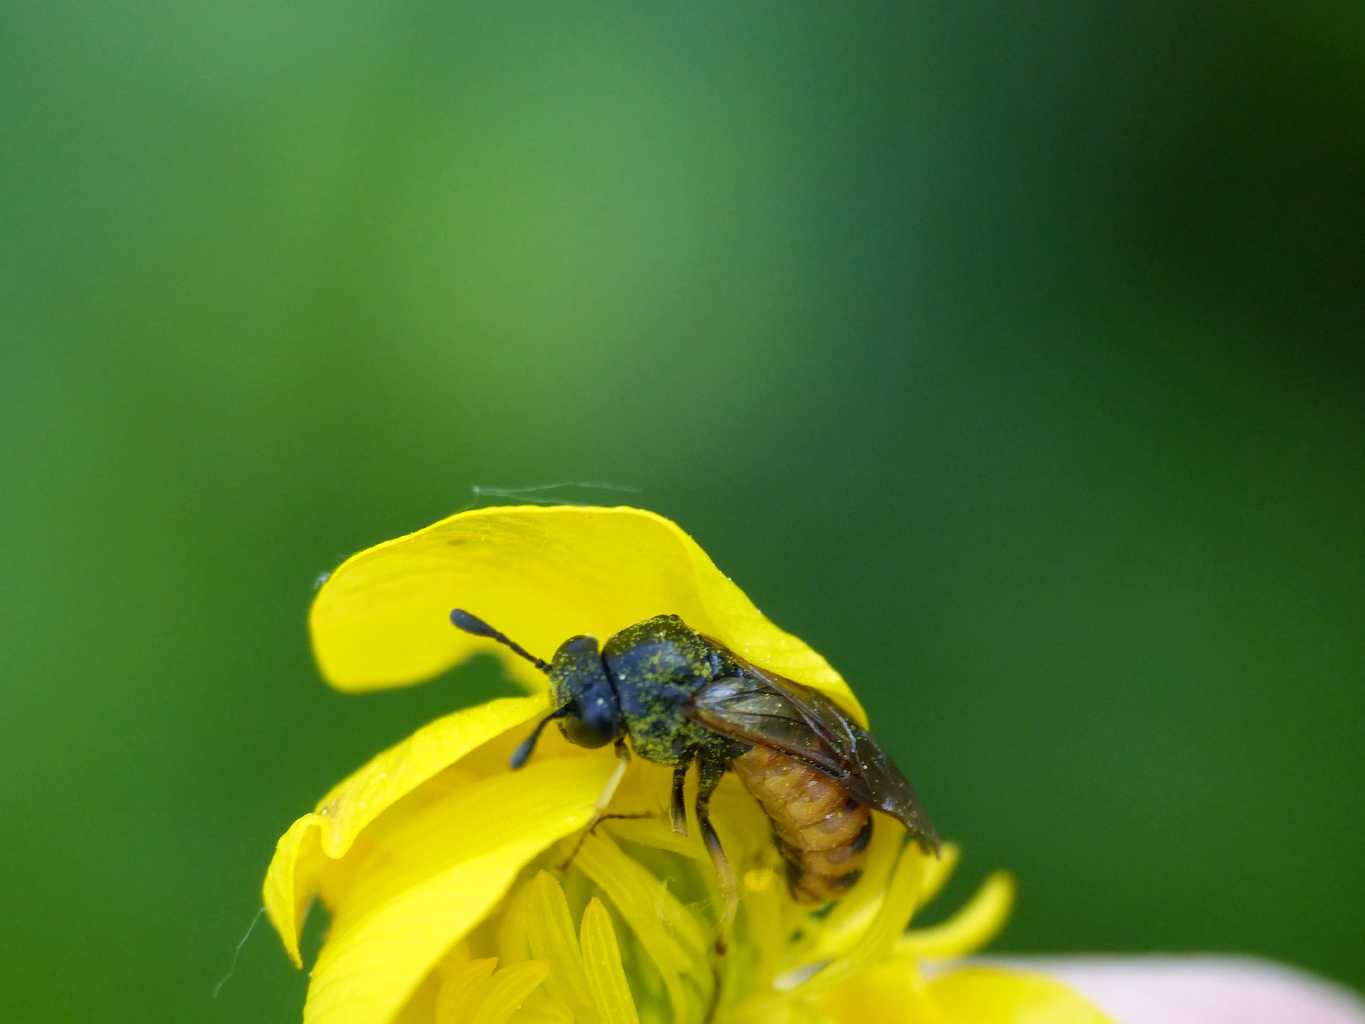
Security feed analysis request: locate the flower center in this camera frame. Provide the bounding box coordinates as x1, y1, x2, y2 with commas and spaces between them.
433, 761, 1006, 1024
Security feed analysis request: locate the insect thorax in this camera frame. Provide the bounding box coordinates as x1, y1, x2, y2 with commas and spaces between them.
602, 614, 739, 765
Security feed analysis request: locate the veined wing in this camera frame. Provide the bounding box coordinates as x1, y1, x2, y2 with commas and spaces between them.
689, 660, 938, 851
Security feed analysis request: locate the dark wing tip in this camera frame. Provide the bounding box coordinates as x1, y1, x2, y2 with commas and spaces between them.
914, 822, 942, 857
884, 797, 940, 856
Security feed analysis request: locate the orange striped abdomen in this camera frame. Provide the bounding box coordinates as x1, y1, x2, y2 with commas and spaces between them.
731, 745, 872, 904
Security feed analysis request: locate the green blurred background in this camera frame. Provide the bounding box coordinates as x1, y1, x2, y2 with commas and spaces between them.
4, 3, 1363, 1020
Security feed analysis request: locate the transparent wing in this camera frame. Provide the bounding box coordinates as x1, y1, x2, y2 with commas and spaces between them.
689, 659, 938, 850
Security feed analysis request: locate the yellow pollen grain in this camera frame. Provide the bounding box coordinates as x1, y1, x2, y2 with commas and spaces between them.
744, 867, 778, 892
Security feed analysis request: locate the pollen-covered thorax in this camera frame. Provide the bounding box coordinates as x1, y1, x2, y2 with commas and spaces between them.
601, 614, 735, 765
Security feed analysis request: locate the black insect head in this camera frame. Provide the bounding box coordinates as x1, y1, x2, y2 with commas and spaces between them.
448, 609, 623, 769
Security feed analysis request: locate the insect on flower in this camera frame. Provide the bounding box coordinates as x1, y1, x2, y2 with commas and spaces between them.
269, 508, 1112, 1024
449, 607, 939, 916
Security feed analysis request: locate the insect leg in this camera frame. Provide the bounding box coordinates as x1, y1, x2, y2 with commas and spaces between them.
695, 754, 738, 936
559, 740, 634, 870
596, 739, 631, 812
670, 759, 690, 836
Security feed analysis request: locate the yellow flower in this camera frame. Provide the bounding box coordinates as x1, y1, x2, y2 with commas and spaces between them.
265, 506, 1111, 1024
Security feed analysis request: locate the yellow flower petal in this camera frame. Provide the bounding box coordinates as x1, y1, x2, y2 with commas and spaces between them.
435, 960, 497, 1024
315, 696, 547, 860
524, 872, 596, 1020
262, 696, 545, 965
579, 898, 641, 1024
600, 814, 706, 862
926, 966, 1114, 1023
301, 754, 614, 1024
309, 505, 865, 722
839, 839, 928, 969
916, 842, 961, 909
818, 960, 935, 1024
506, 992, 574, 1024
805, 836, 928, 996
804, 822, 916, 965
573, 830, 711, 1020
390, 971, 441, 1024
492, 878, 533, 966
263, 813, 329, 968
819, 962, 1113, 1024
468, 962, 550, 1024
741, 863, 799, 987
897, 872, 1015, 961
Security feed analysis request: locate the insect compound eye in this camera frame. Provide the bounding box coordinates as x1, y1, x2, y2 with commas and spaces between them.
561, 710, 616, 749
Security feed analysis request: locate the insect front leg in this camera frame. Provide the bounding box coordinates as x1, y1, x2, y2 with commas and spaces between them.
559, 740, 636, 870
670, 759, 690, 835
695, 753, 738, 935
596, 738, 632, 813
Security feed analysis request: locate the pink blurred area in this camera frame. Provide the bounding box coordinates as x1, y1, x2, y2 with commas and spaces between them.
1007, 956, 1365, 1024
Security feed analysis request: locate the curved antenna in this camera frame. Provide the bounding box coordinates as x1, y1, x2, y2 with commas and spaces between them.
449, 608, 550, 673
509, 705, 572, 769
